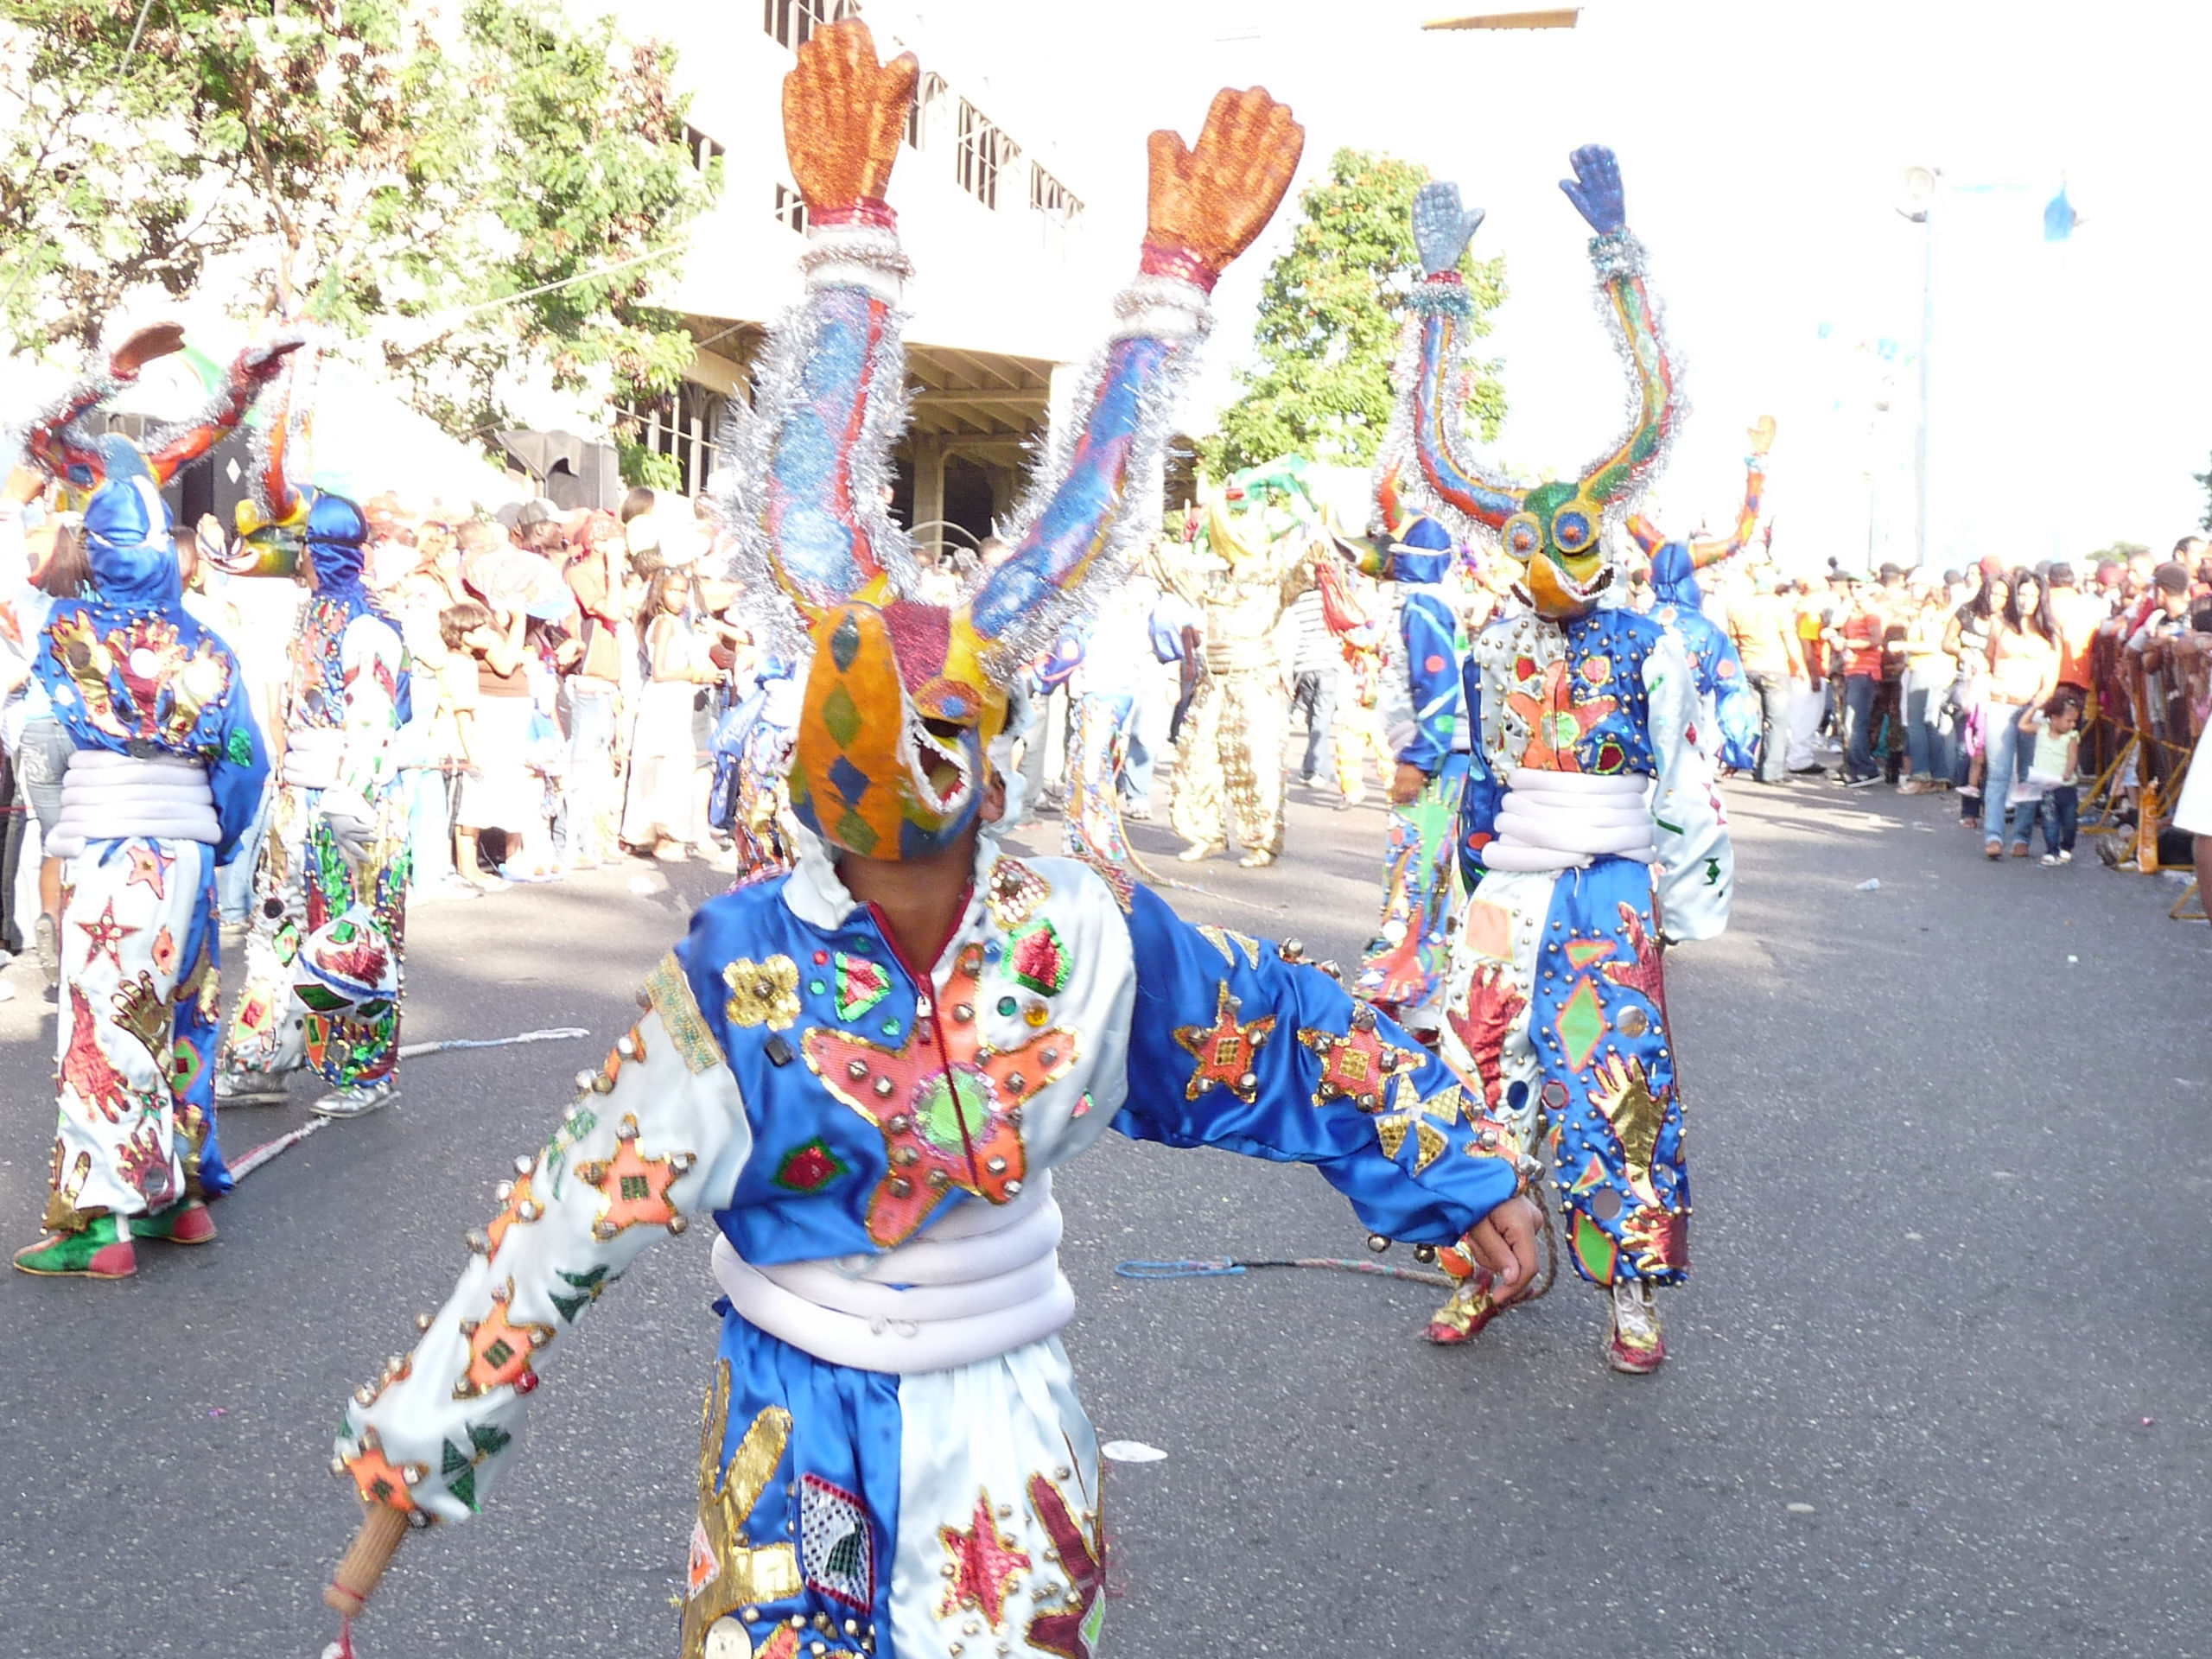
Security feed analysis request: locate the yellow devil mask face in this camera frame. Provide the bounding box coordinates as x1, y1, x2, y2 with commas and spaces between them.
790, 598, 1009, 861
1502, 480, 1611, 620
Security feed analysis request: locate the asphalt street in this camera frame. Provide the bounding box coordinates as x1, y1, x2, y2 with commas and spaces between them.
0, 772, 2207, 1658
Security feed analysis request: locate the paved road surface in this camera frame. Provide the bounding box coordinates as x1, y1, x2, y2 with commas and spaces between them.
1, 776, 2206, 1657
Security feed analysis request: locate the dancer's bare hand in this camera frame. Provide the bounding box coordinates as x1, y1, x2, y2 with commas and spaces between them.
781, 19, 918, 210
1146, 87, 1304, 280
1465, 1194, 1541, 1294
1748, 414, 1777, 457
1389, 761, 1427, 804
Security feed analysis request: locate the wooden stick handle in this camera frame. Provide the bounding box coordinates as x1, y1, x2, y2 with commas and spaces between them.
325, 1503, 410, 1616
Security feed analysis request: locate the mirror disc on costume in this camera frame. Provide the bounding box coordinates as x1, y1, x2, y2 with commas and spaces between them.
703, 1618, 753, 1659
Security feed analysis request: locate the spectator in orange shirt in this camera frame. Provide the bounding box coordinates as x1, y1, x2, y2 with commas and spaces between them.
2046, 560, 2102, 693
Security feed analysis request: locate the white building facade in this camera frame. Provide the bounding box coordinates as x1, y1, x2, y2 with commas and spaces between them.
593, 0, 1109, 552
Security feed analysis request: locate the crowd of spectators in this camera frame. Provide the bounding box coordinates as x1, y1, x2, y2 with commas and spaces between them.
1707, 541, 2212, 893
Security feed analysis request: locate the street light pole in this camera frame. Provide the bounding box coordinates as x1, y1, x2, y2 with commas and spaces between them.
1897, 166, 1939, 571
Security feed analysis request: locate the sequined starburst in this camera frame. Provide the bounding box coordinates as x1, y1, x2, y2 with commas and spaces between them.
938, 1488, 1032, 1629
1297, 1004, 1423, 1110
807, 943, 1074, 1248
1172, 982, 1276, 1104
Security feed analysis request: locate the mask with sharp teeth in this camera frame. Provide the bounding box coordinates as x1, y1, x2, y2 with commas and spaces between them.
791, 592, 1009, 861
1500, 479, 1613, 620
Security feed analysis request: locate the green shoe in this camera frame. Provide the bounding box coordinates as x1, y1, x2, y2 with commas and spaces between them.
14, 1213, 136, 1278
130, 1198, 217, 1245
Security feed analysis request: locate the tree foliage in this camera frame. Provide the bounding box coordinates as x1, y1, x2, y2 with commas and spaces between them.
1205, 148, 1506, 477
0, 0, 715, 441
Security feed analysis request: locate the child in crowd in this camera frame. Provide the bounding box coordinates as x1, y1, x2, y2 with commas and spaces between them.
2010, 690, 2083, 866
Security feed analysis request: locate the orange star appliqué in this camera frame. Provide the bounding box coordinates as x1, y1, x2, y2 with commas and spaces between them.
1297, 1003, 1424, 1110
807, 943, 1076, 1249
575, 1113, 696, 1242
124, 842, 173, 898
453, 1277, 556, 1400
1173, 982, 1276, 1103
341, 1428, 426, 1510
938, 1488, 1033, 1630
486, 1154, 543, 1255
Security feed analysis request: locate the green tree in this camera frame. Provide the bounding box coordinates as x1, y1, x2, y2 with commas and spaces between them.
2195, 448, 2212, 532
0, 0, 714, 442
1205, 147, 1505, 476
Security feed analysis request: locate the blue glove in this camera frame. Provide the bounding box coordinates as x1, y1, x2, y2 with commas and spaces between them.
1559, 144, 1626, 236
1411, 181, 1486, 277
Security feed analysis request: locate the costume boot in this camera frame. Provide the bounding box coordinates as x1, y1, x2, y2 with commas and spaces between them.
14, 1212, 137, 1279
130, 1197, 217, 1245
215, 1065, 290, 1106
1605, 1278, 1664, 1373
1425, 1271, 1505, 1345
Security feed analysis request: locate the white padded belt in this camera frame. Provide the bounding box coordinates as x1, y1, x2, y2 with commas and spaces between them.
282, 725, 345, 789
711, 1170, 1073, 1375
47, 749, 218, 858
1484, 766, 1657, 873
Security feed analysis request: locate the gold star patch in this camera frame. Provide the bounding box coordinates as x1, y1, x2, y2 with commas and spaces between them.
1172, 982, 1276, 1104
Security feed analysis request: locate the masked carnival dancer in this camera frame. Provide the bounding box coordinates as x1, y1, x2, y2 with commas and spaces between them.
319, 28, 1539, 1656
1625, 418, 1773, 775
1378, 153, 1731, 1372
1166, 461, 1324, 868
1347, 502, 1475, 1039
10, 326, 285, 1277
214, 392, 415, 1120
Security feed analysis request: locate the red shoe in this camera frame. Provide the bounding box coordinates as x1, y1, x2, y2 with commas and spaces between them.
1605, 1280, 1665, 1373
131, 1198, 217, 1246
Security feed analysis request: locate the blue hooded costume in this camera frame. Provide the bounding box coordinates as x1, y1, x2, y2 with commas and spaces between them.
218, 489, 415, 1099
34, 471, 269, 1226
1646, 537, 1759, 772
1354, 514, 1470, 1028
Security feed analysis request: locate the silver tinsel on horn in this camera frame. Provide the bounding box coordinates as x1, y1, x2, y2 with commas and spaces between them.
978, 278, 1210, 679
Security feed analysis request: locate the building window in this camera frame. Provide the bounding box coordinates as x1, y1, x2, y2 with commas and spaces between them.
906, 71, 946, 151
1030, 166, 1080, 223
774, 183, 809, 234
955, 99, 1017, 210
762, 0, 857, 53
684, 124, 724, 179
1030, 164, 1082, 258
623, 381, 728, 499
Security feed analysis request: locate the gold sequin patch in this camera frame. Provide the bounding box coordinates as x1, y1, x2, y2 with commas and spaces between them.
647, 953, 725, 1075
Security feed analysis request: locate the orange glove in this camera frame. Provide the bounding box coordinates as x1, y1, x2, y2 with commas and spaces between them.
1141, 87, 1304, 289
780, 19, 919, 220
